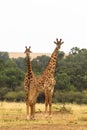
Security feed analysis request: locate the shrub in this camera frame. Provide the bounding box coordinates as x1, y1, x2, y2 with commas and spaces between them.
4, 91, 25, 102
53, 90, 87, 104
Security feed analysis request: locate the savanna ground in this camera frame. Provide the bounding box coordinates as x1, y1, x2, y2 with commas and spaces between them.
0, 102, 87, 130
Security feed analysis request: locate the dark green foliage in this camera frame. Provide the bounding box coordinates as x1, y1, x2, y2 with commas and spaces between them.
37, 93, 45, 103
0, 52, 9, 62
31, 55, 50, 75
4, 90, 25, 101
13, 57, 26, 72
0, 52, 25, 101
55, 72, 71, 91
0, 48, 87, 103
53, 90, 87, 104
55, 48, 87, 91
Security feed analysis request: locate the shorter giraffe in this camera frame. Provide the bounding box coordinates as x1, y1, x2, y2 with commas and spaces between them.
24, 46, 36, 120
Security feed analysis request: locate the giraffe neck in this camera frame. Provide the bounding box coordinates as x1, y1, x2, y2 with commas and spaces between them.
26, 55, 34, 80
43, 47, 59, 77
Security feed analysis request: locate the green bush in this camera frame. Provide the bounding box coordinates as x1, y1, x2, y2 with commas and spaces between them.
53, 90, 87, 104
5, 92, 17, 101
4, 91, 25, 102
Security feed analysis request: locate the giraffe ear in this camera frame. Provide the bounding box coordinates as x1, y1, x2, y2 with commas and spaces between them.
24, 46, 27, 53
29, 46, 32, 53
61, 41, 64, 45
54, 41, 57, 45
56, 38, 58, 42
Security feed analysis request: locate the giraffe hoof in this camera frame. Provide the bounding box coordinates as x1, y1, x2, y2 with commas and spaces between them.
45, 114, 48, 118
30, 116, 36, 120
31, 118, 36, 120
49, 115, 52, 118
26, 115, 30, 120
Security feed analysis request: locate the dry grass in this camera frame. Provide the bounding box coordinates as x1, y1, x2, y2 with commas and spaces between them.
0, 102, 87, 130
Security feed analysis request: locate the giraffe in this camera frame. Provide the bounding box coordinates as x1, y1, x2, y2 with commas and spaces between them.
24, 46, 36, 120
27, 38, 63, 119
38, 38, 63, 116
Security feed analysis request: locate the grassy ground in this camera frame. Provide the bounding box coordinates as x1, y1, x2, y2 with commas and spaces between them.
0, 102, 87, 130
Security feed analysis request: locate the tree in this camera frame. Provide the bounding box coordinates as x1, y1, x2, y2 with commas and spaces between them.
55, 72, 72, 91
13, 57, 26, 72
5, 68, 24, 91
69, 47, 80, 55
31, 55, 50, 75
0, 59, 4, 71
0, 52, 9, 62
0, 48, 87, 103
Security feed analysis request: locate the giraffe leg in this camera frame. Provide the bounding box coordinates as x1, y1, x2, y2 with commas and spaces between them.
26, 102, 29, 120
30, 104, 35, 120
45, 102, 48, 114
33, 104, 35, 119
30, 105, 33, 120
45, 94, 49, 117
32, 104, 35, 120
49, 93, 52, 117
26, 91, 30, 120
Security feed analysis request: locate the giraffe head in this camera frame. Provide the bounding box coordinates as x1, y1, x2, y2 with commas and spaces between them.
54, 38, 64, 49
24, 46, 32, 57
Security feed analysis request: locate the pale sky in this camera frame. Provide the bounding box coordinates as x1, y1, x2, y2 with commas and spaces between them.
0, 0, 87, 53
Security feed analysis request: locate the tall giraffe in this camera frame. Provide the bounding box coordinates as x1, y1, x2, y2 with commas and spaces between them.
24, 46, 36, 120
39, 38, 63, 116
27, 38, 63, 119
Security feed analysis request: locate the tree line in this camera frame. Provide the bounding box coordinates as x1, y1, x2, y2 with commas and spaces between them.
0, 47, 87, 104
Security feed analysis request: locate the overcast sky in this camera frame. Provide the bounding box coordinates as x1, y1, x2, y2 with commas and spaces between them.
0, 0, 87, 53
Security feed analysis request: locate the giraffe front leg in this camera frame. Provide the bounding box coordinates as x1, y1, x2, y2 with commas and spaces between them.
26, 102, 30, 120
49, 94, 52, 117
25, 91, 30, 120
33, 104, 35, 119
30, 104, 35, 120
30, 105, 33, 120
45, 102, 48, 114
49, 103, 52, 116
32, 104, 35, 120
45, 94, 49, 117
